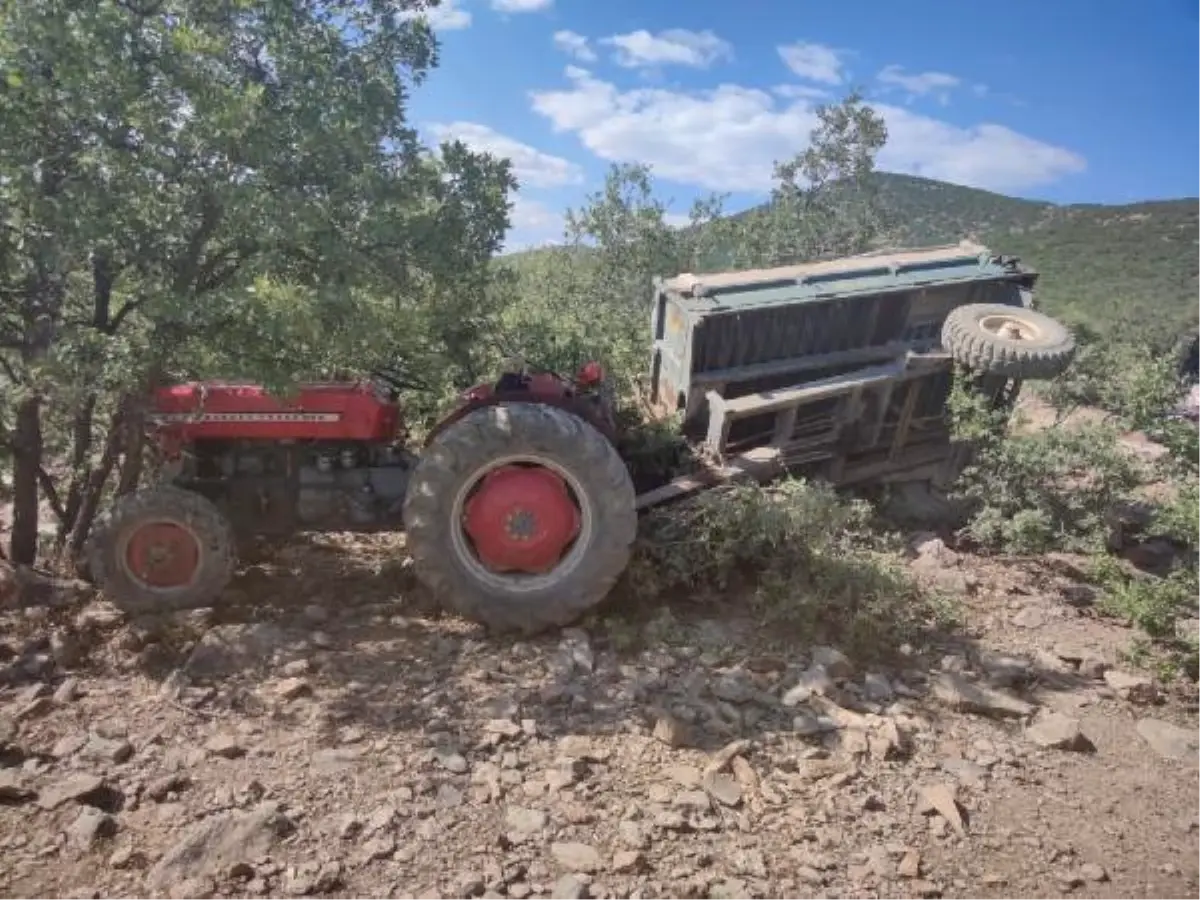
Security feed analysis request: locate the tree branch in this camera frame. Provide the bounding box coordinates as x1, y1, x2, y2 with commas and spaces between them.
108, 296, 151, 334
172, 192, 224, 295
36, 466, 66, 524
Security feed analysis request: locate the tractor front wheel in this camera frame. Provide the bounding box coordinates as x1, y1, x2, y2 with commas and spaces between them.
89, 485, 235, 614
403, 403, 637, 634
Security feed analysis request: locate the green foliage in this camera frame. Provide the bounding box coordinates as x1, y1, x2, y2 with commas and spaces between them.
714, 94, 889, 270
1043, 336, 1186, 432
1092, 555, 1197, 641
1092, 547, 1198, 681
626, 479, 951, 658
948, 373, 1146, 553
496, 164, 732, 399
0, 0, 517, 560
865, 174, 1199, 349
1152, 478, 1199, 551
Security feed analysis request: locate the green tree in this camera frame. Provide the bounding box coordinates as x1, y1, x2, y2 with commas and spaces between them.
496, 164, 730, 395
497, 93, 890, 402
0, 0, 515, 564
733, 91, 889, 269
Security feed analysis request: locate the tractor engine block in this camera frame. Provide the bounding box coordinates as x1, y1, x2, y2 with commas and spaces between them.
177, 439, 418, 536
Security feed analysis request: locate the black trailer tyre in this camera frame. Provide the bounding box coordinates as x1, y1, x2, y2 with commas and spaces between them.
942, 303, 1076, 380
89, 485, 235, 614
403, 403, 637, 634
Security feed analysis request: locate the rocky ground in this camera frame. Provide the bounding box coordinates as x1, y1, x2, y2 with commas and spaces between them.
0, 524, 1197, 900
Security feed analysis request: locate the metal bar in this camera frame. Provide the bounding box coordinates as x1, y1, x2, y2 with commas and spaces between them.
720, 361, 904, 418
827, 385, 864, 482
634, 447, 784, 511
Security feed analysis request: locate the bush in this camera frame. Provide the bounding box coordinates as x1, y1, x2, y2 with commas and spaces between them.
1042, 338, 1182, 430
623, 478, 953, 658
948, 374, 1147, 552
1091, 553, 1198, 680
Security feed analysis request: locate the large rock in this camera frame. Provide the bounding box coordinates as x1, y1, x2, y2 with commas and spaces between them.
1103, 670, 1158, 704
1025, 713, 1095, 752
932, 672, 1035, 719
1135, 719, 1199, 762
549, 842, 601, 873
184, 623, 290, 678
145, 803, 294, 893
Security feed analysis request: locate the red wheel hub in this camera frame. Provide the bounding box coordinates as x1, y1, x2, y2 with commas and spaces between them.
461, 465, 582, 574
123, 521, 201, 589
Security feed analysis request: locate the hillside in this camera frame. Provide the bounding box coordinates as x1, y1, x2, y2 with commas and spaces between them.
871, 174, 1199, 347
510, 173, 1199, 349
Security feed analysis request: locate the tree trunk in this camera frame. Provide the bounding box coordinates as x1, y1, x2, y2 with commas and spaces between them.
65, 409, 124, 560
115, 414, 145, 497
57, 393, 97, 547
9, 395, 43, 565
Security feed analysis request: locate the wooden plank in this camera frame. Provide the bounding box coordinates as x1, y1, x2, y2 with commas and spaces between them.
888, 380, 922, 463
720, 361, 904, 418
771, 406, 798, 446
689, 341, 909, 388
704, 390, 733, 454
869, 381, 895, 447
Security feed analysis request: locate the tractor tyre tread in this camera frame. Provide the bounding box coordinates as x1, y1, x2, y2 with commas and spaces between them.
403, 403, 636, 635
942, 303, 1076, 380
88, 485, 235, 614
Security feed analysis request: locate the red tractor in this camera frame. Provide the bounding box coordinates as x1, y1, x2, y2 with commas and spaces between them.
89, 241, 1078, 634
88, 360, 638, 634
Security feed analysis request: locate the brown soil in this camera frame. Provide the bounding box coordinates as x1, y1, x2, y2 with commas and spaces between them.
0, 396, 1196, 900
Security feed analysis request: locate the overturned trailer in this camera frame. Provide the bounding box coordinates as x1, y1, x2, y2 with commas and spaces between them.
638, 240, 1077, 507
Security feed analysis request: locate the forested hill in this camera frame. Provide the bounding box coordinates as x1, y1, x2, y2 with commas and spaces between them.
866, 174, 1198, 346
512, 172, 1198, 349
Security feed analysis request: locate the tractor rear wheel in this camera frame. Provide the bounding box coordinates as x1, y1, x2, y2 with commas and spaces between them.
941, 303, 1076, 380
403, 403, 637, 634
89, 485, 235, 614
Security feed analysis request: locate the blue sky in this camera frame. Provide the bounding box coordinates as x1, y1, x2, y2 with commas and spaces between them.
403, 0, 1199, 249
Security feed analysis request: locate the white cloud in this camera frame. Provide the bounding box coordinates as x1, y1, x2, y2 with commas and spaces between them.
491, 0, 553, 11
529, 67, 1086, 194
772, 84, 832, 101
777, 42, 845, 84
427, 121, 584, 188
402, 0, 472, 30
531, 68, 820, 192
876, 107, 1087, 191
506, 197, 566, 251
553, 30, 597, 62
877, 65, 961, 105
601, 29, 733, 70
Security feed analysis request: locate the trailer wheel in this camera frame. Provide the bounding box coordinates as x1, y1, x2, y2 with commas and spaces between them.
942, 303, 1076, 380
403, 403, 637, 634
89, 485, 235, 614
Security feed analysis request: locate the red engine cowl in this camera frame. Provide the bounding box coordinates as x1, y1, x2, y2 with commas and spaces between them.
150, 382, 401, 446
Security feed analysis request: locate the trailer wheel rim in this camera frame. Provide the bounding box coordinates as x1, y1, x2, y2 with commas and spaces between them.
120, 520, 202, 590
979, 312, 1043, 343
453, 455, 592, 592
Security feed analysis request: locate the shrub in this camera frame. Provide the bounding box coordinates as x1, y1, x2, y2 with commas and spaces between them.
948, 374, 1147, 552
623, 478, 952, 658
1043, 338, 1181, 428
